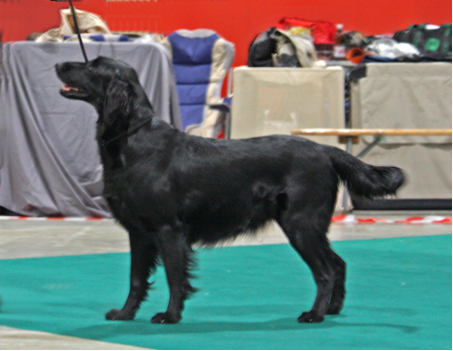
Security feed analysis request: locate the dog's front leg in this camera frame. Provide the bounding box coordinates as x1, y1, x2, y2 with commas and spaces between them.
106, 235, 159, 321
151, 227, 196, 324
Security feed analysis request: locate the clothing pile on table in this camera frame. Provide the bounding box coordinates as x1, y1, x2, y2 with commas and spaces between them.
247, 18, 452, 67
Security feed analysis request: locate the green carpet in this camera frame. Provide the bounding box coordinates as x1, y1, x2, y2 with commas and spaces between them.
0, 235, 451, 350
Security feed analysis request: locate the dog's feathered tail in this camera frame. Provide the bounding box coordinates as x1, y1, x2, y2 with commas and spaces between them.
325, 146, 405, 199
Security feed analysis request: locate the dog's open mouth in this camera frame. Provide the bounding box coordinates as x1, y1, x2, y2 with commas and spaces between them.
60, 84, 89, 98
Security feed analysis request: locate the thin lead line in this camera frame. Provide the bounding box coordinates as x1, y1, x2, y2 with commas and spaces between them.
68, 0, 88, 62
51, 0, 89, 62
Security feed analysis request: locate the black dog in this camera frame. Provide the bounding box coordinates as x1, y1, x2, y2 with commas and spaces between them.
56, 56, 404, 324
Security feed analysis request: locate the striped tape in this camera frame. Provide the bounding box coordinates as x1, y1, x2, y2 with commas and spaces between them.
0, 216, 111, 222
0, 215, 451, 224
332, 215, 452, 224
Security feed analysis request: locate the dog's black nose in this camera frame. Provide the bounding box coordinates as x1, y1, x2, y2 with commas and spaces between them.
55, 63, 64, 73
55, 61, 85, 74
55, 62, 72, 75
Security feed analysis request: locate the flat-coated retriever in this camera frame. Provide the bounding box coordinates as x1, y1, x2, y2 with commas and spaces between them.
56, 56, 404, 324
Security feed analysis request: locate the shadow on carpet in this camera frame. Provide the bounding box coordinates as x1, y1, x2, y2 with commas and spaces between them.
0, 234, 451, 350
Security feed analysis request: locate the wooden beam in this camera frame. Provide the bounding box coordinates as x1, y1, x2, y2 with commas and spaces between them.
292, 128, 452, 137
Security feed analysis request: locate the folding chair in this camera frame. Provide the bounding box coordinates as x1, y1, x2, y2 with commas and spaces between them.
164, 29, 234, 138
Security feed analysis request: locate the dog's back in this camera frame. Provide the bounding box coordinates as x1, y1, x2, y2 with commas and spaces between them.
119, 131, 403, 246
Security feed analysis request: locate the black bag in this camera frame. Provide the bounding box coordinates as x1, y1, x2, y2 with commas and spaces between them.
247, 27, 277, 67
393, 24, 452, 55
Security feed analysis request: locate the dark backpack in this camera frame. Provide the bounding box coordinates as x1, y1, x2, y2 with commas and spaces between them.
247, 27, 277, 67
393, 24, 452, 55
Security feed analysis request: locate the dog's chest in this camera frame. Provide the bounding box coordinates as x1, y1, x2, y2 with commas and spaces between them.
103, 165, 169, 212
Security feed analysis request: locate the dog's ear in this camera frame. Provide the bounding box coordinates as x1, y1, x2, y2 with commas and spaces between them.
103, 77, 132, 127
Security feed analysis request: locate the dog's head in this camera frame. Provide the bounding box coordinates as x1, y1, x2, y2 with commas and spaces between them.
56, 56, 142, 126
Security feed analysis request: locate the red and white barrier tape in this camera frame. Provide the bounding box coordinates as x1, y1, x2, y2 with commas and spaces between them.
331, 215, 452, 224
0, 215, 451, 224
0, 216, 111, 222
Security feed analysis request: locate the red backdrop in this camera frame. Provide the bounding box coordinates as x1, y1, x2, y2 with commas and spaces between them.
1, 0, 451, 66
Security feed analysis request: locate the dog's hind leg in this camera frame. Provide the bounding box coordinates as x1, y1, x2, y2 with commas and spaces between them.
287, 229, 336, 323
106, 235, 159, 321
326, 251, 346, 315
151, 227, 196, 324
277, 202, 343, 322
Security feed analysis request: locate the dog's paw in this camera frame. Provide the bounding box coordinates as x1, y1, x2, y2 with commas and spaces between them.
151, 312, 181, 324
105, 308, 135, 321
298, 311, 325, 323
326, 303, 343, 315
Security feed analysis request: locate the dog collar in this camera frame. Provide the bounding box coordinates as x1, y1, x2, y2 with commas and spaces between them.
102, 117, 152, 147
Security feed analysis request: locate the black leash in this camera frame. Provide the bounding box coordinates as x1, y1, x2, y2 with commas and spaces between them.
102, 117, 152, 147
51, 0, 89, 62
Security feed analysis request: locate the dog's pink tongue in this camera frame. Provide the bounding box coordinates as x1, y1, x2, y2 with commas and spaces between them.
62, 85, 78, 92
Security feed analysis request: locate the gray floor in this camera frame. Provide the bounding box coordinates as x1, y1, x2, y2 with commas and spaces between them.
0, 211, 451, 349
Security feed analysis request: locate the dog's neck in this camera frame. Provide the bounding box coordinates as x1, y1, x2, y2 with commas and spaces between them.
96, 85, 158, 171
102, 115, 152, 147
98, 120, 139, 173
